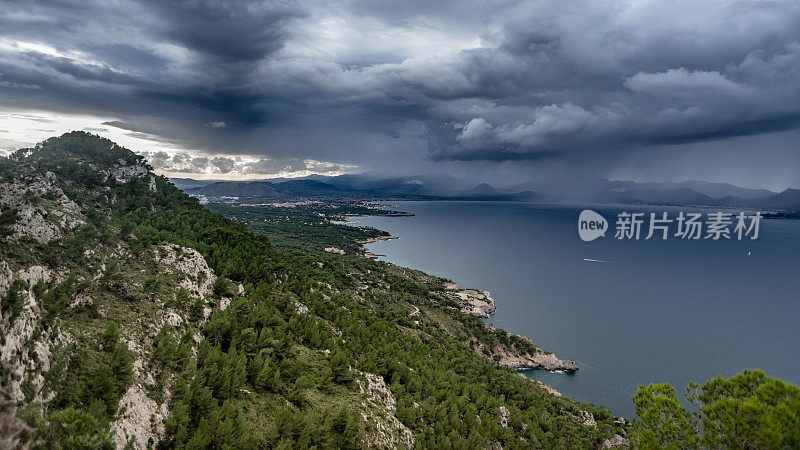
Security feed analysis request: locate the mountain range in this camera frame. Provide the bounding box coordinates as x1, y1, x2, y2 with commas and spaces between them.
174, 174, 800, 211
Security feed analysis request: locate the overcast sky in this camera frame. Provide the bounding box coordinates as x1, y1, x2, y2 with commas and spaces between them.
1, 0, 799, 189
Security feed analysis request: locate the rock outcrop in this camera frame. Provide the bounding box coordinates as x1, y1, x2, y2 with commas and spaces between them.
471, 332, 578, 372
357, 235, 398, 245
497, 405, 510, 427
110, 384, 170, 449
101, 161, 149, 184
0, 262, 60, 403
454, 289, 496, 317
156, 244, 217, 299
500, 350, 579, 372
602, 434, 630, 448
516, 373, 563, 396
0, 174, 83, 244
355, 370, 414, 449
578, 410, 597, 428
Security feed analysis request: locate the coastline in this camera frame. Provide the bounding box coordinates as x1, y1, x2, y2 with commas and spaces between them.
445, 283, 579, 372
353, 211, 579, 374
359, 235, 398, 259
358, 235, 399, 245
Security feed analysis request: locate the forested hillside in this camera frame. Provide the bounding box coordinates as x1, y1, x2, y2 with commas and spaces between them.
0, 132, 628, 448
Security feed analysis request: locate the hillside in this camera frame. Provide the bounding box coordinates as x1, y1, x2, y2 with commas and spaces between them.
188, 181, 285, 198
464, 183, 500, 197
720, 188, 800, 209
606, 188, 716, 206
0, 132, 627, 448
274, 180, 342, 194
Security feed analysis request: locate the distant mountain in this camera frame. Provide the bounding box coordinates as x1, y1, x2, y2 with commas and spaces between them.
508, 178, 779, 203
758, 188, 800, 209
600, 186, 800, 210
188, 181, 284, 198
605, 188, 716, 205
464, 183, 499, 196
603, 180, 775, 200
273, 179, 342, 193
668, 180, 775, 199
314, 173, 480, 196
512, 191, 550, 202
169, 177, 223, 191
718, 189, 800, 210
324, 175, 436, 196
171, 175, 799, 210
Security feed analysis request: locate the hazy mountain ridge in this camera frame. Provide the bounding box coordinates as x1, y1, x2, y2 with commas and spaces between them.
188, 180, 283, 197
173, 174, 800, 210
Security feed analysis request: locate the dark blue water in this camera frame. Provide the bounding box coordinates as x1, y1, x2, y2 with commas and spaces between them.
356, 201, 800, 418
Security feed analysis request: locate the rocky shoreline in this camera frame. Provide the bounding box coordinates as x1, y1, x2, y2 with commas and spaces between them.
445, 283, 578, 372
501, 349, 579, 372
451, 287, 496, 318
359, 235, 398, 259
358, 235, 399, 245
352, 223, 579, 374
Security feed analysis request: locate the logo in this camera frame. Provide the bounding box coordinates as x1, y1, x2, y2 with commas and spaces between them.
578, 210, 608, 241
578, 210, 761, 242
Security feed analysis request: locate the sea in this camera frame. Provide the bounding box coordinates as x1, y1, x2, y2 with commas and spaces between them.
353, 201, 800, 418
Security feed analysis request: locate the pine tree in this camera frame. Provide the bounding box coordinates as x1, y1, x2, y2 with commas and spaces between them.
87, 365, 119, 415
186, 417, 212, 449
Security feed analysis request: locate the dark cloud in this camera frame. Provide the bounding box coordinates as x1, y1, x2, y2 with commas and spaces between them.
143, 149, 345, 177
1, 0, 799, 187
0, 74, 41, 90
210, 156, 236, 173
149, 0, 302, 63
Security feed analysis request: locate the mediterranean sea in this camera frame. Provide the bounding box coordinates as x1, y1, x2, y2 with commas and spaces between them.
356, 201, 800, 418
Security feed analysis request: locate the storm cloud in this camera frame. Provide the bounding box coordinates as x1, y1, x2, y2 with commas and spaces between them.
0, 0, 799, 186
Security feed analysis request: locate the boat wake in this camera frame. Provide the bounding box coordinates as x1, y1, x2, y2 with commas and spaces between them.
583, 258, 611, 263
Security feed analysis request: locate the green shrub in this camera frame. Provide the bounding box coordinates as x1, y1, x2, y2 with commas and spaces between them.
2, 279, 26, 323
0, 208, 19, 238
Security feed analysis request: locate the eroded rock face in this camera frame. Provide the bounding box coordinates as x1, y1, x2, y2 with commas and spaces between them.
497, 406, 510, 427
500, 351, 579, 372
602, 434, 630, 448
578, 410, 597, 428
455, 289, 496, 317
357, 235, 398, 245
536, 381, 562, 396
0, 264, 59, 403
295, 302, 309, 315
443, 281, 460, 290
515, 373, 563, 396
354, 370, 415, 449
0, 261, 13, 297
101, 162, 149, 184
0, 179, 83, 244
163, 309, 184, 327
110, 384, 170, 449
1, 152, 199, 447
0, 252, 192, 447
471, 335, 579, 372
156, 244, 216, 299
